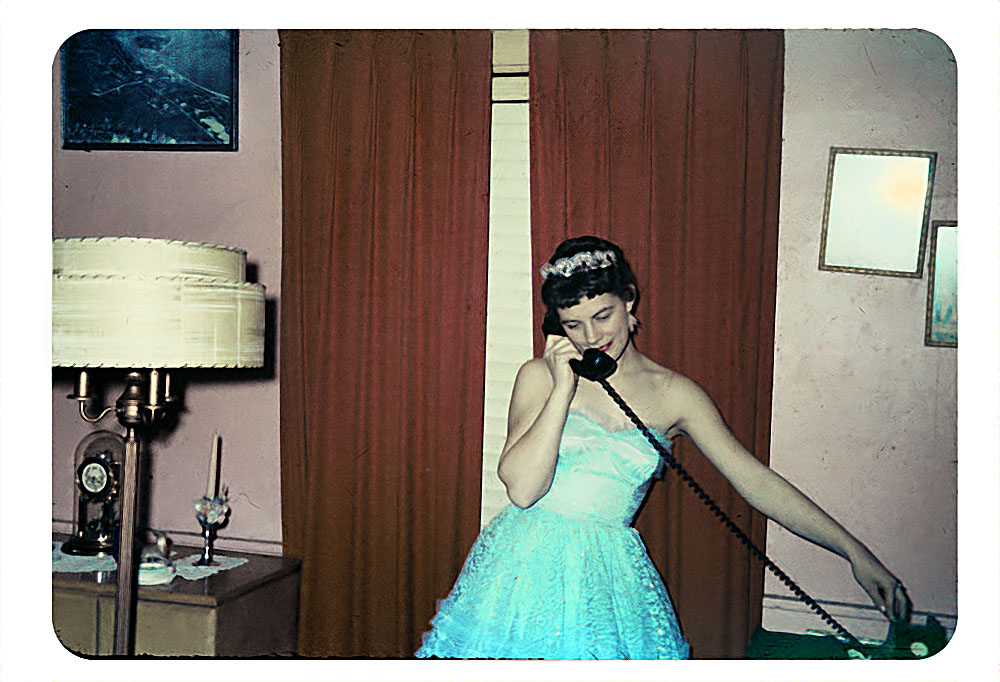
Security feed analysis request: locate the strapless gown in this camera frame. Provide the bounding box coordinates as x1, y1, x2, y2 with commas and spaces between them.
415, 411, 690, 659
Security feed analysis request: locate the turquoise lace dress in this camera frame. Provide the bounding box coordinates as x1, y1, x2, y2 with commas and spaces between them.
415, 411, 690, 659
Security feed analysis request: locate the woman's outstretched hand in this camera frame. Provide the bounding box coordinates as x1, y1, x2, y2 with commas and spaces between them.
850, 550, 912, 623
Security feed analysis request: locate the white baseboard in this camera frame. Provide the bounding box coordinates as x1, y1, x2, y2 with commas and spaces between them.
762, 592, 956, 644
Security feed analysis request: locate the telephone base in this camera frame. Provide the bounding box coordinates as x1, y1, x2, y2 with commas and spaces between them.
747, 616, 948, 660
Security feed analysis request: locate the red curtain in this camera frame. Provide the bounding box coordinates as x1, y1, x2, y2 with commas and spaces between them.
530, 29, 784, 658
279, 30, 492, 657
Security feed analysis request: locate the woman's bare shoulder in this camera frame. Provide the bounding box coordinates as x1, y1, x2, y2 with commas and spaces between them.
511, 357, 554, 395
634, 354, 682, 389
517, 356, 550, 380
633, 356, 706, 405
620, 355, 690, 435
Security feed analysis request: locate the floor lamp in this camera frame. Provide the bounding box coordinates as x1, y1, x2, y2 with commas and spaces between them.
52, 237, 265, 656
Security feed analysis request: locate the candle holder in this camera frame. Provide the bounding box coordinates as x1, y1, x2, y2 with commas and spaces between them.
192, 490, 229, 567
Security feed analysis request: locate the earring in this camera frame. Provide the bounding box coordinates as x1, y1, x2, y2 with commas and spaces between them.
628, 313, 639, 332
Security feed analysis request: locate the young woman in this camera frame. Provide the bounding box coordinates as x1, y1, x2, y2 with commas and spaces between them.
415, 236, 910, 659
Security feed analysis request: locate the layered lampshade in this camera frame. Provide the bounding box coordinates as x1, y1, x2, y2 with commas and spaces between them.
52, 237, 265, 368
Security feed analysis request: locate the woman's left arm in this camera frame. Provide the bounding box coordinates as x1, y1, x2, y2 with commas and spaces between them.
671, 375, 911, 622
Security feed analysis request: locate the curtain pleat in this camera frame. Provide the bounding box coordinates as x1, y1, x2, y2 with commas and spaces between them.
529, 29, 784, 658
279, 29, 492, 657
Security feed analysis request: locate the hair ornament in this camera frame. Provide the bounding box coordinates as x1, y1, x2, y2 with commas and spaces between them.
540, 249, 617, 279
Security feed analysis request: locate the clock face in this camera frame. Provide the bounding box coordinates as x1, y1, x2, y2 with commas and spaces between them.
80, 461, 109, 494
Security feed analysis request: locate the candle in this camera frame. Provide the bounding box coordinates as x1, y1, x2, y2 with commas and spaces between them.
207, 432, 220, 499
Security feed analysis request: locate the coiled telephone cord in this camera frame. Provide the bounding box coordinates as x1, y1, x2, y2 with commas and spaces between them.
597, 376, 870, 655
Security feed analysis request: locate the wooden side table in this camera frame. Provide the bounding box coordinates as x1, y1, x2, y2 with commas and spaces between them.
52, 538, 300, 657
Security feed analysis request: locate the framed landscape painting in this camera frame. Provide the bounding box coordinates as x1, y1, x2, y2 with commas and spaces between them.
925, 220, 957, 347
60, 29, 238, 151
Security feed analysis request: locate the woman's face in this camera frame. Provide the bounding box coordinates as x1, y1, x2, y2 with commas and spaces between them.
555, 292, 632, 357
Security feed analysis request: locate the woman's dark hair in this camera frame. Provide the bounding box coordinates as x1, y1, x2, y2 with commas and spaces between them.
540, 236, 640, 336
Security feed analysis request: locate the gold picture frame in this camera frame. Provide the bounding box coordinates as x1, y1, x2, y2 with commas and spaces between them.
818, 147, 937, 277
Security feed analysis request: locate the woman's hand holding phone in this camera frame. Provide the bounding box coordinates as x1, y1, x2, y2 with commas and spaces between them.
543, 335, 582, 399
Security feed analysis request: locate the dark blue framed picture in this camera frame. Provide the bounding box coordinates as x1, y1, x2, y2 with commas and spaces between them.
60, 29, 238, 151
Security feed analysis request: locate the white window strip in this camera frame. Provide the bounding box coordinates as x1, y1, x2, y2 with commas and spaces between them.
481, 31, 533, 528
492, 76, 529, 102
492, 29, 529, 74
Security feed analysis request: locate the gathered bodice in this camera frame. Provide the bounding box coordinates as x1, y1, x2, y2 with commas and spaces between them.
532, 411, 671, 527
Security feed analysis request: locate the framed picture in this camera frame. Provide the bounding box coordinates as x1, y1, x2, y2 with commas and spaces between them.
60, 29, 238, 151
925, 220, 957, 347
818, 147, 936, 277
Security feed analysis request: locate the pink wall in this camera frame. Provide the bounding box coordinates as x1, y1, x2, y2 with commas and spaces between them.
763, 29, 957, 639
51, 30, 284, 555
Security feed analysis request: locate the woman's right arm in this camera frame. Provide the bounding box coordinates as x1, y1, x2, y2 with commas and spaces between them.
497, 336, 579, 508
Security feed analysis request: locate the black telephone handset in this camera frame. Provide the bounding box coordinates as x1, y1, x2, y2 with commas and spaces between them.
544, 315, 618, 381
569, 348, 617, 381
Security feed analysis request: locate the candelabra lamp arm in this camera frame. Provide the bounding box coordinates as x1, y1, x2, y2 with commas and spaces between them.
78, 401, 115, 423
67, 370, 116, 422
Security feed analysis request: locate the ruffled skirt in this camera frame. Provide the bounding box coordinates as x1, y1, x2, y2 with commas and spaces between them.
415, 504, 689, 660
